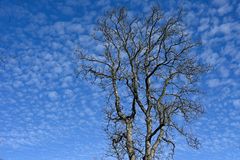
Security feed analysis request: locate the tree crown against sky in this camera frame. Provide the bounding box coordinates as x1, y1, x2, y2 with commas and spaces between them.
77, 6, 209, 160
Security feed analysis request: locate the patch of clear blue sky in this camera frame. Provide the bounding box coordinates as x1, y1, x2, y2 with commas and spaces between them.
0, 0, 239, 160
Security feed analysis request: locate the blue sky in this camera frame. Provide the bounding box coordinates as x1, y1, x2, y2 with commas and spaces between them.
0, 0, 240, 160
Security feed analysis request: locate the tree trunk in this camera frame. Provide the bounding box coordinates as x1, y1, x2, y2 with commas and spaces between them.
126, 121, 136, 160
144, 117, 152, 160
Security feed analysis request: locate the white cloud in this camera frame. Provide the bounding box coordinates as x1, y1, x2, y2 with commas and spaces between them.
233, 99, 240, 107
210, 22, 237, 35
67, 23, 84, 33
53, 65, 63, 74
59, 6, 75, 15
217, 3, 233, 15
207, 78, 221, 88
234, 67, 240, 76
84, 107, 95, 116
201, 49, 220, 65
198, 18, 210, 32
237, 3, 240, 16
48, 91, 59, 101
53, 22, 66, 35
64, 89, 74, 97
12, 80, 24, 88
212, 0, 228, 6
219, 66, 229, 78
52, 42, 62, 50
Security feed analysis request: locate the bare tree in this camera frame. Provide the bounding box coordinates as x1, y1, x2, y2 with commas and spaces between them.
76, 6, 208, 160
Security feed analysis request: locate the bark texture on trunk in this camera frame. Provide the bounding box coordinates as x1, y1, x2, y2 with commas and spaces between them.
126, 121, 136, 160
144, 117, 152, 160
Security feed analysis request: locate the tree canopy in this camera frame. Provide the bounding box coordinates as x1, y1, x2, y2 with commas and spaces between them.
77, 6, 209, 160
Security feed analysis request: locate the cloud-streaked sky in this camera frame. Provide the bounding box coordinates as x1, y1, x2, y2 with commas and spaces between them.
0, 0, 239, 160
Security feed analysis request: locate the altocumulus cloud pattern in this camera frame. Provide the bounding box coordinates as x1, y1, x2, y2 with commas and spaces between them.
0, 0, 240, 160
